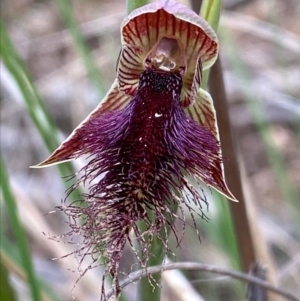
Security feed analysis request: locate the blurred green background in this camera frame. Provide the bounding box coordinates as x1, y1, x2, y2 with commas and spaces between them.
1, 0, 299, 300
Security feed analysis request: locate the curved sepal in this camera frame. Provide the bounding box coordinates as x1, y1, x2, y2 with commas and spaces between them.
32, 80, 131, 168
208, 174, 237, 202
185, 88, 237, 201
184, 88, 219, 139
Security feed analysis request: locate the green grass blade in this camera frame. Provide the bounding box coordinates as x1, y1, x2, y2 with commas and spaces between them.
0, 156, 41, 301
54, 0, 105, 98
200, 0, 222, 32
0, 260, 17, 301
200, 0, 222, 89
127, 0, 148, 14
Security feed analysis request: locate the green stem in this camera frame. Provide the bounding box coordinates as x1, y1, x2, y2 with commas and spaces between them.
127, 0, 149, 14
200, 0, 222, 31
137, 205, 176, 301
200, 0, 222, 89
137, 227, 165, 301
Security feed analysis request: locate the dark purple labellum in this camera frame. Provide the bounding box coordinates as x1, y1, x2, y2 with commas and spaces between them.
57, 67, 226, 299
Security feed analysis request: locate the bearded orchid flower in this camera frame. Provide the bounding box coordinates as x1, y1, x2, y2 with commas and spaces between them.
34, 0, 236, 299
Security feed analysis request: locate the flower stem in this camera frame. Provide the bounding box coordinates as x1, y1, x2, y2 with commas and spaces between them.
200, 0, 222, 89
137, 230, 165, 301
136, 204, 177, 301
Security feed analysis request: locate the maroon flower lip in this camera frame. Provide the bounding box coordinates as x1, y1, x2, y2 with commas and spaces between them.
32, 1, 237, 299
50, 67, 233, 299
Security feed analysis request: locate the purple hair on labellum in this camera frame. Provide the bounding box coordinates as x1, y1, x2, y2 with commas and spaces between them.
53, 68, 232, 299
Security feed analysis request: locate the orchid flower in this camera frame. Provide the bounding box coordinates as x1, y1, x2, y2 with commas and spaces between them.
34, 0, 236, 299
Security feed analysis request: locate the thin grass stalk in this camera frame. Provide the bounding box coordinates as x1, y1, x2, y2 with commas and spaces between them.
53, 0, 105, 98
200, 0, 222, 33
1, 239, 28, 286
0, 157, 41, 301
208, 192, 241, 268
0, 21, 59, 154
0, 21, 88, 299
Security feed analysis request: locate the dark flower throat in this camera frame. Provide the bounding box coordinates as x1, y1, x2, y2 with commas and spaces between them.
62, 67, 222, 298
